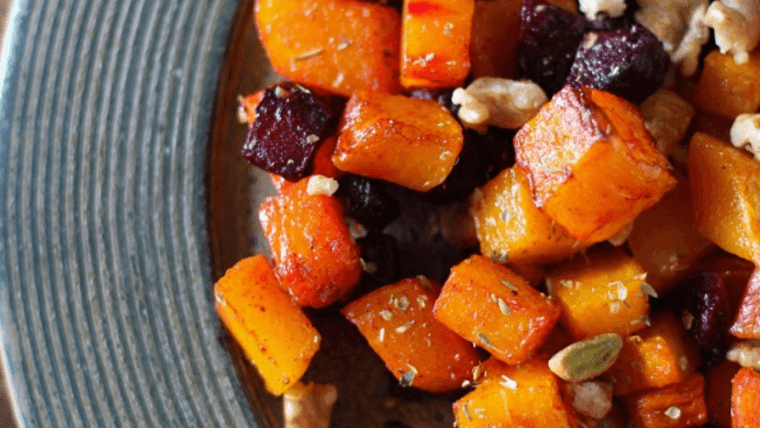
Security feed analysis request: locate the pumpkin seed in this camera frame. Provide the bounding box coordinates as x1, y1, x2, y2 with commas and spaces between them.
548, 333, 624, 382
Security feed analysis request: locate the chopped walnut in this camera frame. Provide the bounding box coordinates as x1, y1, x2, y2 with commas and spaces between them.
579, 0, 627, 21
703, 0, 760, 65
635, 0, 710, 76
641, 88, 695, 161
452, 78, 548, 132
730, 113, 760, 161
727, 340, 760, 370
306, 175, 339, 196
565, 380, 614, 420
283, 382, 338, 428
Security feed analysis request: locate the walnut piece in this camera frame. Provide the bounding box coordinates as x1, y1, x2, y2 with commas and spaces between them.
726, 340, 760, 370
452, 78, 548, 132
579, 0, 627, 21
730, 113, 760, 160
565, 380, 614, 420
703, 0, 760, 65
283, 382, 338, 428
641, 88, 695, 162
306, 175, 339, 196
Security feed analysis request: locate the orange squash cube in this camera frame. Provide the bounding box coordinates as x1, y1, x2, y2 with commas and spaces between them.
332, 91, 464, 192
453, 358, 581, 428
688, 133, 760, 263
514, 85, 676, 243
400, 0, 474, 89
705, 359, 741, 428
433, 255, 561, 365
624, 373, 708, 428
628, 170, 716, 296
732, 269, 760, 339
214, 255, 321, 395
470, 167, 588, 265
259, 178, 361, 308
601, 313, 702, 396
256, 0, 401, 97
341, 277, 480, 393
693, 49, 760, 119
732, 367, 760, 428
547, 247, 650, 340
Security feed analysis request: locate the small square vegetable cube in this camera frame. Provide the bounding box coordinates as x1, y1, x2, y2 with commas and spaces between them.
623, 373, 708, 428
732, 367, 760, 428
732, 269, 760, 339
694, 49, 760, 119
259, 178, 362, 308
433, 255, 561, 365
256, 0, 401, 97
400, 0, 474, 89
514, 85, 676, 242
214, 255, 321, 395
342, 277, 480, 393
469, 167, 588, 265
601, 313, 702, 397
453, 358, 581, 428
688, 132, 760, 264
332, 91, 464, 192
547, 247, 650, 340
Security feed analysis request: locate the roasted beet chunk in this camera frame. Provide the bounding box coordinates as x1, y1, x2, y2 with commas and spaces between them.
352, 233, 401, 296
567, 25, 669, 103
516, 0, 587, 96
241, 83, 333, 180
340, 175, 400, 231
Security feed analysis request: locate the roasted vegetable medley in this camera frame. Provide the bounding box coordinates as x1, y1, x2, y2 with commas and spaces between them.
216, 0, 760, 427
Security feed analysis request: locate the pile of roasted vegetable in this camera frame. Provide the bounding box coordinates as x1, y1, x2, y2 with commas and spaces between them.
215, 0, 760, 426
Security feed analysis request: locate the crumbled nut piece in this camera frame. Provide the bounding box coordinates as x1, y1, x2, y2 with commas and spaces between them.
703, 0, 760, 65
565, 380, 614, 420
641, 89, 695, 161
306, 175, 339, 196
580, 0, 627, 21
452, 78, 548, 131
671, 2, 710, 76
664, 405, 682, 420
730, 113, 760, 160
607, 222, 633, 247
283, 382, 338, 428
726, 340, 760, 369
549, 333, 624, 382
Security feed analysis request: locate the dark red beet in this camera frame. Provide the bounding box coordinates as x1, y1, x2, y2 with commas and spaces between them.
567, 24, 669, 103
241, 83, 333, 180
351, 233, 402, 297
339, 175, 400, 231
676, 271, 732, 366
516, 0, 587, 96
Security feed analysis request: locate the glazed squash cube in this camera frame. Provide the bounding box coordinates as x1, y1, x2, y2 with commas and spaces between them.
602, 313, 702, 397
732, 367, 760, 428
400, 0, 474, 89
453, 358, 581, 428
547, 247, 650, 340
688, 133, 760, 263
694, 49, 760, 119
256, 0, 401, 97
514, 85, 676, 243
705, 360, 742, 428
342, 277, 480, 393
433, 255, 561, 365
259, 178, 362, 308
332, 91, 464, 192
469, 167, 588, 265
732, 269, 760, 339
214, 255, 321, 395
628, 170, 716, 296
623, 373, 708, 428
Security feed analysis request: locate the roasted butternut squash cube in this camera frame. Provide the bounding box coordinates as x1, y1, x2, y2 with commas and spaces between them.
470, 167, 588, 265
214, 255, 321, 395
732, 269, 760, 339
688, 133, 760, 263
433, 255, 561, 365
624, 373, 708, 428
400, 0, 474, 89
705, 359, 741, 428
694, 49, 760, 120
628, 170, 716, 296
732, 367, 760, 428
333, 91, 464, 192
469, 0, 521, 80
547, 247, 650, 340
341, 277, 480, 393
453, 358, 581, 428
256, 0, 401, 97
602, 313, 702, 397
259, 179, 361, 308
514, 85, 676, 243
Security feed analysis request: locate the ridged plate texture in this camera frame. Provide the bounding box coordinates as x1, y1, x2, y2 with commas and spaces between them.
0, 0, 261, 426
